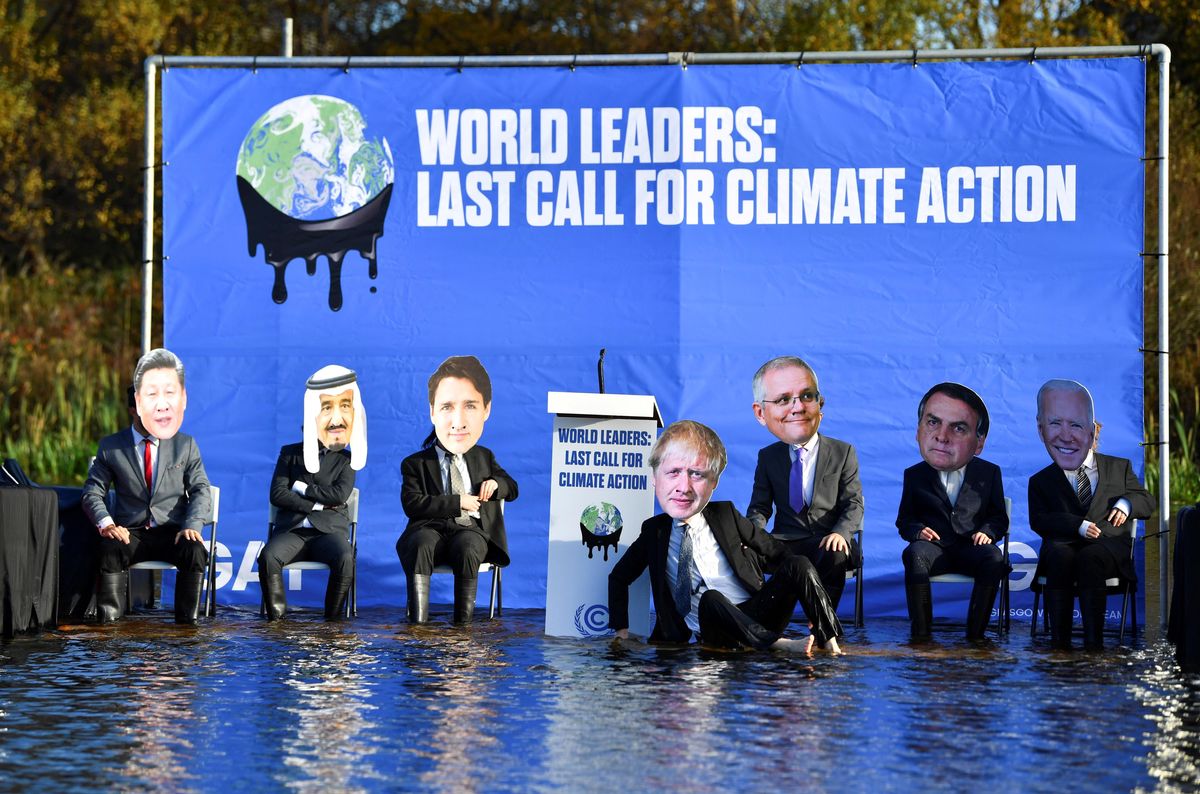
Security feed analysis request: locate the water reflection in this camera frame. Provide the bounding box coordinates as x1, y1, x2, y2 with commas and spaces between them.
2, 612, 1197, 791
275, 626, 381, 791
115, 648, 202, 788
1132, 656, 1200, 789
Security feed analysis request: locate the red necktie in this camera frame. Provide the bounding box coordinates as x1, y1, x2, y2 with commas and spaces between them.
143, 437, 154, 494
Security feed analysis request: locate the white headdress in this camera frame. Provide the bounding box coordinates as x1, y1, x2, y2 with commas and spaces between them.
303, 365, 367, 473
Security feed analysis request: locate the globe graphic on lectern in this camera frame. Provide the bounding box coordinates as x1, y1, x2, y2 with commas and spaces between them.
579, 502, 623, 561
234, 95, 396, 312
236, 95, 394, 220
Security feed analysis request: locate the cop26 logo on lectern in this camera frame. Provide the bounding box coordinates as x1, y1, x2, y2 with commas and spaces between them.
235, 95, 394, 311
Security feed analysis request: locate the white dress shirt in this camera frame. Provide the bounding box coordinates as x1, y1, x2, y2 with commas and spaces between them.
939, 466, 965, 507
666, 510, 752, 634
790, 434, 821, 509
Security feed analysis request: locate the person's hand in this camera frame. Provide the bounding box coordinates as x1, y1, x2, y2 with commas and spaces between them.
1083, 522, 1102, 540
460, 494, 482, 513
971, 532, 992, 546
918, 527, 940, 542
1107, 507, 1128, 527
176, 528, 203, 544
613, 628, 629, 640
818, 533, 849, 553
100, 524, 131, 544
478, 479, 498, 501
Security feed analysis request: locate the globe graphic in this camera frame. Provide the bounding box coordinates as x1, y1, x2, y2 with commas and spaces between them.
236, 95, 394, 221
580, 503, 623, 536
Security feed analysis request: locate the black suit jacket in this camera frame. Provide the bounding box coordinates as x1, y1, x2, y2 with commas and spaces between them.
399, 445, 517, 566
81, 427, 211, 532
269, 442, 355, 536
747, 435, 864, 543
896, 457, 1008, 546
1028, 452, 1154, 581
607, 500, 789, 643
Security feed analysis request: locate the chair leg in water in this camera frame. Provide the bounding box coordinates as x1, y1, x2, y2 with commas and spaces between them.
1079, 588, 1107, 651
175, 571, 205, 625
97, 571, 127, 623
407, 574, 430, 624
263, 573, 287, 621
454, 576, 478, 624
324, 575, 352, 621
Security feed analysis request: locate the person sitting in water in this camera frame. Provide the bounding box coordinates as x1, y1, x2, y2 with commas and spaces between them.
397, 356, 517, 624
608, 419, 844, 654
259, 365, 367, 622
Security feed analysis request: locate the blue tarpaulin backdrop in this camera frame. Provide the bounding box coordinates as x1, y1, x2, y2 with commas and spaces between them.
162, 58, 1145, 618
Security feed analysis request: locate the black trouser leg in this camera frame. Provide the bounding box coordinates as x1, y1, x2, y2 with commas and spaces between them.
775, 555, 843, 646
902, 540, 939, 640
697, 555, 841, 650
905, 580, 933, 641
1079, 588, 1108, 651
697, 589, 780, 650
785, 536, 849, 612
324, 574, 352, 621
407, 574, 430, 623
966, 580, 998, 640
96, 571, 127, 623
1044, 588, 1074, 649
175, 571, 204, 624
262, 573, 287, 621
454, 576, 479, 624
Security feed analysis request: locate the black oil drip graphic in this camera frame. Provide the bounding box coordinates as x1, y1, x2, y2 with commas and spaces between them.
237, 177, 392, 311
580, 522, 622, 561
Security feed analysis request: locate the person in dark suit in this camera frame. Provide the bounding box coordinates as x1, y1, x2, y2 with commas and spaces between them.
81, 348, 212, 624
259, 365, 367, 621
1028, 379, 1154, 650
397, 356, 517, 624
746, 356, 864, 609
896, 382, 1008, 641
609, 420, 844, 654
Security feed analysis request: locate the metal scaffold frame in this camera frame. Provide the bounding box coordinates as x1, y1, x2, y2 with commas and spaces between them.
142, 43, 1173, 622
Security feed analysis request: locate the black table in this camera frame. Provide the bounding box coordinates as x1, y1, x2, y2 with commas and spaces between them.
1169, 504, 1200, 672
0, 487, 59, 636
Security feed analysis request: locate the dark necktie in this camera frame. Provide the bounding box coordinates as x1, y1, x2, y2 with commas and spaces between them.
789, 446, 807, 513
448, 453, 473, 526
673, 522, 694, 618
142, 436, 154, 495
1075, 466, 1092, 508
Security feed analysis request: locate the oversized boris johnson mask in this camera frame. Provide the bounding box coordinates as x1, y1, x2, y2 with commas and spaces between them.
133, 348, 188, 441
304, 365, 368, 473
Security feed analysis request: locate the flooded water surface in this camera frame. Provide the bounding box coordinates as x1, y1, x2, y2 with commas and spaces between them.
2, 610, 1198, 792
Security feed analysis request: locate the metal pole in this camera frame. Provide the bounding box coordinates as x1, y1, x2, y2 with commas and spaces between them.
283, 18, 293, 58
141, 59, 156, 356
1156, 44, 1172, 627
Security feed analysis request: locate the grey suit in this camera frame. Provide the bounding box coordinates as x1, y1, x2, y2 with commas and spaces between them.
81, 427, 211, 574
82, 428, 212, 533
747, 435, 864, 607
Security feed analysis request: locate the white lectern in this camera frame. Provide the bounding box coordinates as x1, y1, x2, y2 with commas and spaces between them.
545, 391, 663, 638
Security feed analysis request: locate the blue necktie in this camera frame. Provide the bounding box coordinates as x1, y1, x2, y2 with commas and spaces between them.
789, 447, 807, 513
673, 523, 694, 618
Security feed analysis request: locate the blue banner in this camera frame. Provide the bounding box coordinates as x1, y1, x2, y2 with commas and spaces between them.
162, 59, 1146, 619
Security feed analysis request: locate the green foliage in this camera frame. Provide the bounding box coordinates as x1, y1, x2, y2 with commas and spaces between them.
0, 262, 137, 484
1145, 387, 1200, 508
1, 0, 1198, 489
